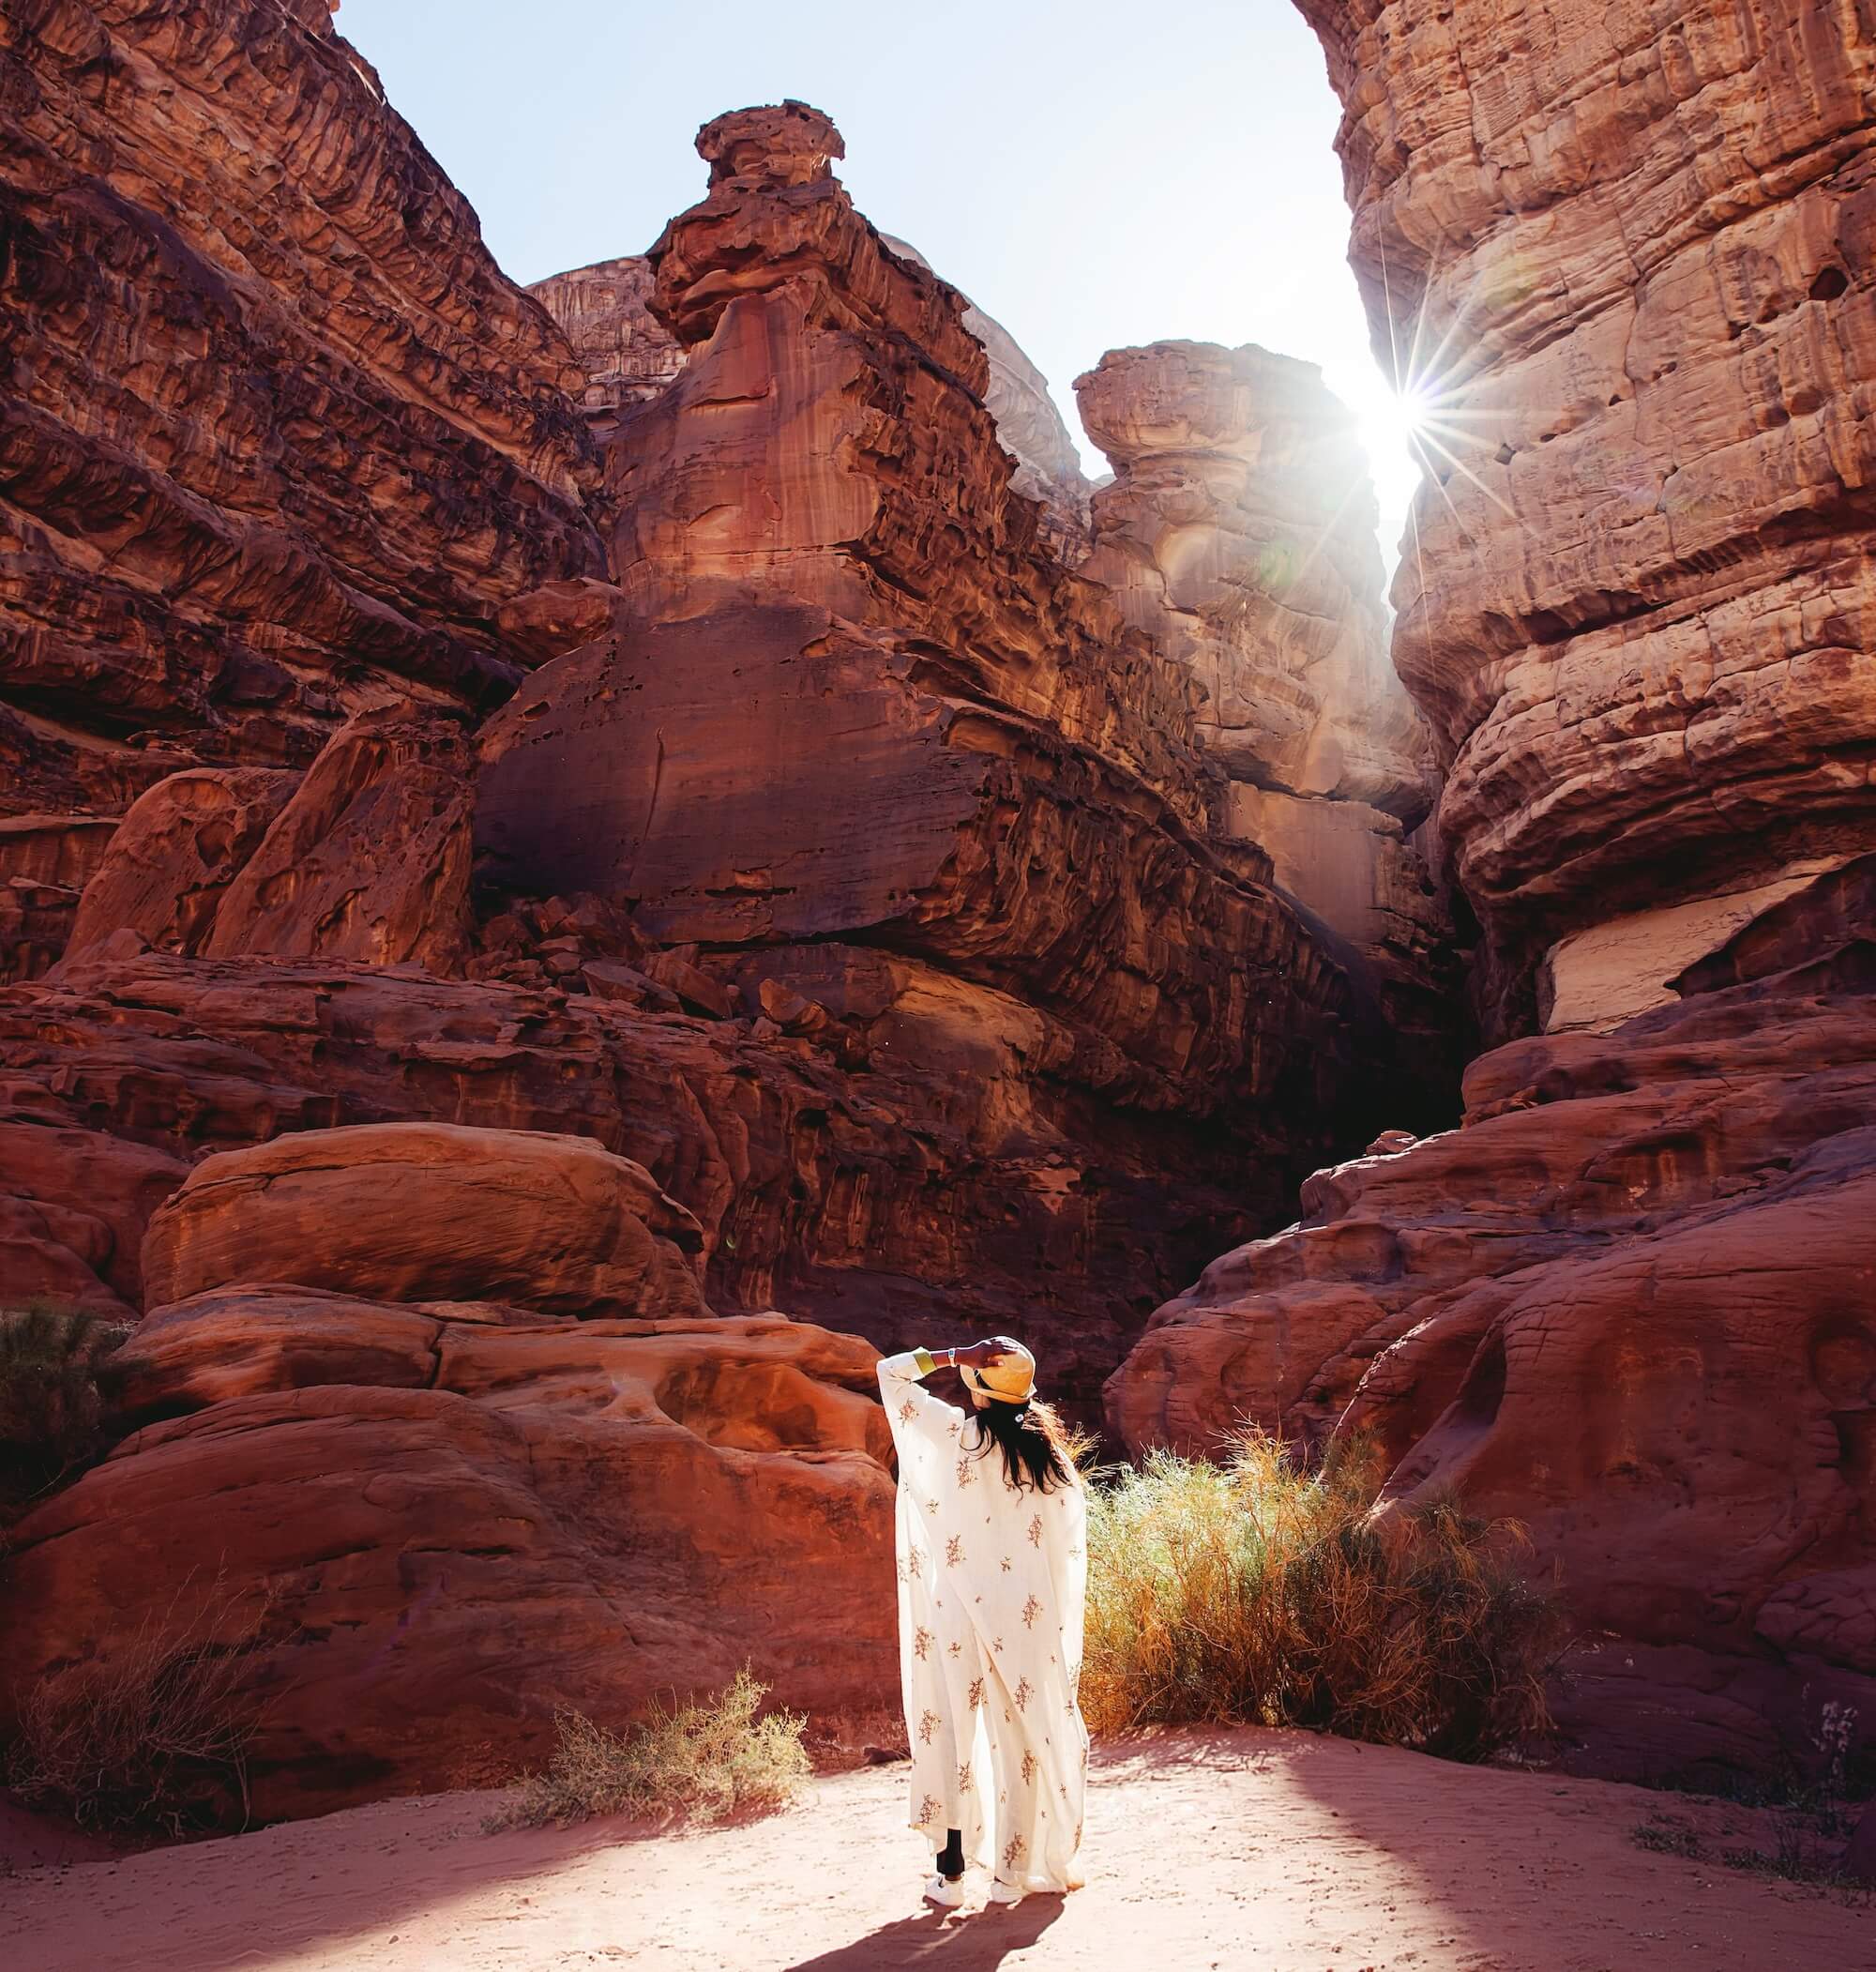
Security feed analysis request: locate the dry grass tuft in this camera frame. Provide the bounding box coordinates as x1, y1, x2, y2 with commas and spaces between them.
1082, 1429, 1566, 1759
490, 1668, 810, 1832
5, 1578, 267, 1837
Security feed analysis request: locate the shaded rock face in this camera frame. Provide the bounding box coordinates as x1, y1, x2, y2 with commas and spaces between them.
1109, 867, 1876, 1781
0, 0, 604, 823
1295, 0, 1876, 1039
1077, 341, 1460, 1118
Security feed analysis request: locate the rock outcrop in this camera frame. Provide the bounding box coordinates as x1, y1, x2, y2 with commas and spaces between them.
0, 1290, 894, 1820
1104, 0, 1876, 1784
0, 0, 603, 824
477, 99, 1393, 1392
1078, 340, 1459, 1114
1295, 0, 1875, 1040
530, 230, 1093, 561
1110, 861, 1876, 1780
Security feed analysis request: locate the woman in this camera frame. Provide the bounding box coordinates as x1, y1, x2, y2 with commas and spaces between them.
876, 1335, 1088, 1909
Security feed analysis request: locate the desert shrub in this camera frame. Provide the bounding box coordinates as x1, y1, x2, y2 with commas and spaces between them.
1081, 1428, 1566, 1759
491, 1669, 810, 1831
5, 1579, 266, 1837
0, 1300, 130, 1523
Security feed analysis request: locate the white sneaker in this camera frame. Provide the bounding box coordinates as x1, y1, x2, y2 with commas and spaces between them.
923, 1873, 964, 1908
987, 1877, 1025, 1906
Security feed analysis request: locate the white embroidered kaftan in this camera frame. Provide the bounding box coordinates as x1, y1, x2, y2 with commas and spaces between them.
877, 1350, 1088, 1890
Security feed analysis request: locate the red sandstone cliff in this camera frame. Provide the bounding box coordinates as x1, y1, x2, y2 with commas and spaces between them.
0, 43, 1429, 1814
1108, 0, 1876, 1783
0, 0, 604, 827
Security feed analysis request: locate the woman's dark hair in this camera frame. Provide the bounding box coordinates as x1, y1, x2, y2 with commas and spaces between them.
967, 1395, 1074, 1494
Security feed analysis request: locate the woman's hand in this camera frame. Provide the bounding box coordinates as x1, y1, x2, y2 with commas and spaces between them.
956, 1336, 1019, 1369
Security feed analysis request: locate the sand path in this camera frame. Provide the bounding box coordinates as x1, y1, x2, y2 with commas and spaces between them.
4, 1728, 1867, 1970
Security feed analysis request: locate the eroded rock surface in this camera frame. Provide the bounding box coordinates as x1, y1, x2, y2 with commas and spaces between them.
0, 0, 603, 817
0, 1296, 893, 1820
478, 100, 1394, 1354
530, 231, 1093, 557
1297, 0, 1876, 1039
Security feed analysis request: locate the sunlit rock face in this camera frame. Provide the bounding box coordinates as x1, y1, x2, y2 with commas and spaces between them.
531, 234, 1093, 559
0, 0, 603, 825
1106, 0, 1876, 1782
1077, 340, 1460, 1121
525, 256, 688, 442
1297, 0, 1876, 1039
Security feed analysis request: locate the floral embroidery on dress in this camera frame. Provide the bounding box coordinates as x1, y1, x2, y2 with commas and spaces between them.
925, 1498, 940, 1517
917, 1709, 939, 1745
1014, 1676, 1033, 1711
999, 1555, 1012, 1572
946, 1535, 964, 1567
916, 1793, 937, 1825
1021, 1593, 1043, 1629
947, 1640, 961, 1658
957, 1762, 974, 1793
956, 1456, 976, 1488
967, 1676, 986, 1711
913, 1626, 933, 1661
1027, 1512, 1044, 1548
1001, 1832, 1027, 1873
897, 1400, 916, 1425
1021, 1749, 1036, 1785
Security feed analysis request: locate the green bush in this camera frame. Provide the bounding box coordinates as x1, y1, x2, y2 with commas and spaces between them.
1082, 1429, 1566, 1759
490, 1668, 810, 1831
0, 1301, 129, 1523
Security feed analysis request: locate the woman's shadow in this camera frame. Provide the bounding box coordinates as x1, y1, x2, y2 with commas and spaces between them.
784, 1895, 1063, 1969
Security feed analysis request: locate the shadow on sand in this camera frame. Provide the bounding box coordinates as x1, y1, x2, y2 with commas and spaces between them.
783, 1895, 1063, 1969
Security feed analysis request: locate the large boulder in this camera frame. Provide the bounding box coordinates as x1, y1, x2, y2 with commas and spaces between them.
141, 1120, 709, 1320
0, 1293, 894, 1820
58, 768, 298, 967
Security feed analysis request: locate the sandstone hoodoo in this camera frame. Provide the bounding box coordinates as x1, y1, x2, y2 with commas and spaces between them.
1109, 0, 1876, 1783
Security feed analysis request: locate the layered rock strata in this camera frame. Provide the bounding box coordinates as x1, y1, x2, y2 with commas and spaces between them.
0, 0, 603, 822
1107, 0, 1876, 1782
1296, 0, 1876, 1039
1111, 857, 1876, 1780
524, 256, 688, 442
1077, 340, 1459, 1113
478, 100, 1386, 1374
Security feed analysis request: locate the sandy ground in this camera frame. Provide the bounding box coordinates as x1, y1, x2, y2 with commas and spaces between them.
4, 1728, 1868, 1971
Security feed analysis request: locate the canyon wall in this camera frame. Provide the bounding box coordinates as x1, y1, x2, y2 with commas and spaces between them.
1110, 0, 1876, 1782
0, 0, 605, 826
0, 21, 1434, 1815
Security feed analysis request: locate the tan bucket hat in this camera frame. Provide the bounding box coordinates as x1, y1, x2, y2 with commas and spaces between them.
961, 1341, 1036, 1405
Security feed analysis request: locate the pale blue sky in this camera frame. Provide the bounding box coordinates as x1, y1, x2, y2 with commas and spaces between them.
335, 0, 1422, 555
